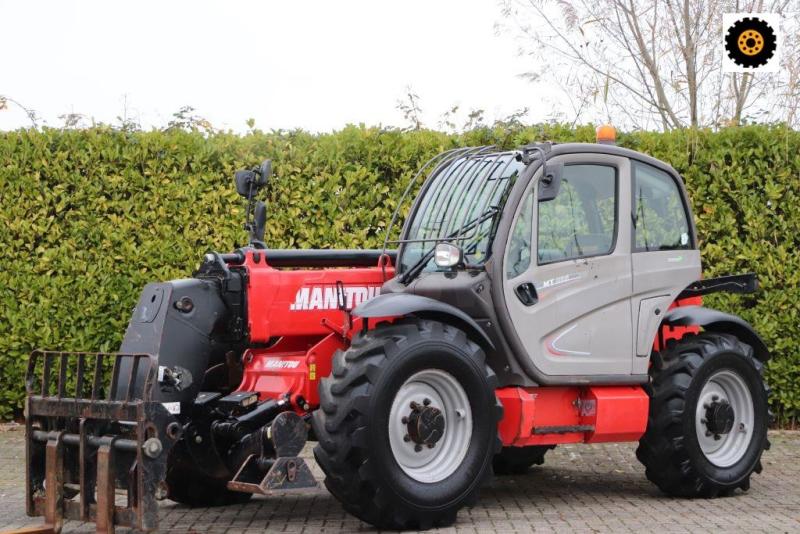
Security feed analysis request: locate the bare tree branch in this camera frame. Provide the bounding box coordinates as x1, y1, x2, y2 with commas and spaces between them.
501, 0, 800, 129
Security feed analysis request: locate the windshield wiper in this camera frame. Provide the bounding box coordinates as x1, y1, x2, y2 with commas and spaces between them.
399, 207, 499, 285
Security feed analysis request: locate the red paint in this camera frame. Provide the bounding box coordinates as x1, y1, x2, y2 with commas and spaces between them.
236, 250, 393, 410
496, 385, 649, 446
232, 249, 671, 445
655, 295, 702, 351
238, 333, 346, 409
243, 250, 392, 343
583, 386, 649, 443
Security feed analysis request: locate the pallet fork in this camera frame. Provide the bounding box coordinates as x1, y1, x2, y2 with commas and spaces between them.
19, 351, 179, 534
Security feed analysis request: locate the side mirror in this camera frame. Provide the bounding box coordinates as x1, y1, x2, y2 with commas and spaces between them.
434, 242, 463, 268
234, 159, 272, 199
538, 162, 563, 202
235, 170, 259, 199
252, 201, 267, 245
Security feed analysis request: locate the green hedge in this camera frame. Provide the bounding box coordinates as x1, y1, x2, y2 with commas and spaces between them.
1, 124, 798, 424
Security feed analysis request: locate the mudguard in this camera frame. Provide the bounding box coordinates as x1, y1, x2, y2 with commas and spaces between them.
353, 292, 495, 350
663, 305, 769, 361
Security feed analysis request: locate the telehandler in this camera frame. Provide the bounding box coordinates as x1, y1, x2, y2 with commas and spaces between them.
23, 126, 770, 532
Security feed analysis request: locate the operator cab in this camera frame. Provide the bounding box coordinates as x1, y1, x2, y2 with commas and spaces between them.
387, 126, 701, 387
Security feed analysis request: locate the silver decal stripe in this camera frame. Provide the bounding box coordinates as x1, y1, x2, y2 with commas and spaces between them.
534, 272, 582, 291
546, 324, 591, 356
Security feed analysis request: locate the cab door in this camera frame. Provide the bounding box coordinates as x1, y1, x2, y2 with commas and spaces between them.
502, 154, 634, 376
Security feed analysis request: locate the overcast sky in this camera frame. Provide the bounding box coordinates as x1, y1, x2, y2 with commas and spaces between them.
0, 0, 563, 132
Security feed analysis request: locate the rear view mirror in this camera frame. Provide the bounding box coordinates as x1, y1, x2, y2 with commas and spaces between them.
235, 159, 272, 199
538, 162, 563, 202
235, 170, 259, 198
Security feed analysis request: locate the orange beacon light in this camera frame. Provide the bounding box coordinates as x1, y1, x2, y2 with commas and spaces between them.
596, 124, 616, 145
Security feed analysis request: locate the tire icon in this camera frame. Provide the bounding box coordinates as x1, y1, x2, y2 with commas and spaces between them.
725, 16, 777, 68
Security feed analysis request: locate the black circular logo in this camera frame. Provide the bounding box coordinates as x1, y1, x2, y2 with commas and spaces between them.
725, 16, 777, 68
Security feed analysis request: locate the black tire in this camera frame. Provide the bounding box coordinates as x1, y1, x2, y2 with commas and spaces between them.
725, 16, 777, 68
166, 446, 253, 507
493, 445, 554, 475
312, 318, 502, 530
637, 332, 770, 497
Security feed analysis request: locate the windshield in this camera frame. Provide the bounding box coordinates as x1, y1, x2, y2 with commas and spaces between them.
399, 150, 524, 273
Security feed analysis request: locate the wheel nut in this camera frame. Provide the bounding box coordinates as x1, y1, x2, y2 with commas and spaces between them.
714, 434, 721, 441
423, 398, 431, 406
194, 435, 203, 444
739, 423, 746, 432
410, 401, 419, 410
414, 444, 423, 452
427, 442, 435, 449
700, 418, 707, 425
712, 395, 719, 401
456, 409, 465, 418
401, 416, 409, 424
705, 431, 712, 437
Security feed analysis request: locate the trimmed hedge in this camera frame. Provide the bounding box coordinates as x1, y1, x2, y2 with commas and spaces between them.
1, 124, 798, 424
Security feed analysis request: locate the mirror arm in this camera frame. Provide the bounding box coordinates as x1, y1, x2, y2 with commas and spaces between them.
518, 145, 548, 184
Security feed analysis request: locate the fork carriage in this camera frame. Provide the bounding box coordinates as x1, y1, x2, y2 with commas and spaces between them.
25, 351, 178, 533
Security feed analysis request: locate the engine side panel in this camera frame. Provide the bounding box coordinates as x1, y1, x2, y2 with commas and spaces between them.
244, 251, 392, 342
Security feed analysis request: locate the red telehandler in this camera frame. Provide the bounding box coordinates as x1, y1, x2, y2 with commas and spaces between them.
22, 127, 770, 532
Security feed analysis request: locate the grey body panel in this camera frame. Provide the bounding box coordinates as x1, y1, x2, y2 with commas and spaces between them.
629, 250, 701, 374
501, 154, 636, 377
663, 305, 770, 361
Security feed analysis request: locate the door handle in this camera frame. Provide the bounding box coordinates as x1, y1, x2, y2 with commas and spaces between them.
514, 282, 538, 306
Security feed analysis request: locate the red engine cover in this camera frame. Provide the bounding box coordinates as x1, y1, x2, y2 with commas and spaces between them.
236, 250, 393, 410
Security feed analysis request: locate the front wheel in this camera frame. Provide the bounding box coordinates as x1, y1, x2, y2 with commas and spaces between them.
637, 332, 770, 497
312, 319, 502, 530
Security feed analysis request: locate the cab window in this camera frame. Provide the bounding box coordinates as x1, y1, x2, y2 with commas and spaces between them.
632, 162, 691, 251
538, 165, 617, 264
505, 192, 534, 278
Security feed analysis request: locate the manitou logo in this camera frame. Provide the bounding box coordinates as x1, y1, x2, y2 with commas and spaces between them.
264, 359, 300, 369
289, 285, 381, 311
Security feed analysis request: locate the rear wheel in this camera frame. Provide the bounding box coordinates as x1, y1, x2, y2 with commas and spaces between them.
637, 332, 770, 497
312, 319, 502, 530
493, 445, 554, 475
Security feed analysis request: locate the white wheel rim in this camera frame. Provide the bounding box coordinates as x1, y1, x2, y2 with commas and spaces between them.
695, 369, 755, 467
387, 369, 473, 483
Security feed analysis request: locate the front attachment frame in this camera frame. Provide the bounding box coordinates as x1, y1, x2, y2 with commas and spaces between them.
24, 351, 179, 534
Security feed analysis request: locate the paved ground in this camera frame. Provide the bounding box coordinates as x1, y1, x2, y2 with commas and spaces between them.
1, 429, 798, 533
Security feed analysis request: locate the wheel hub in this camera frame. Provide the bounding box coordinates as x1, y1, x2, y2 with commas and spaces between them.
387, 369, 473, 483
704, 400, 735, 436
695, 369, 755, 467
406, 400, 445, 448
